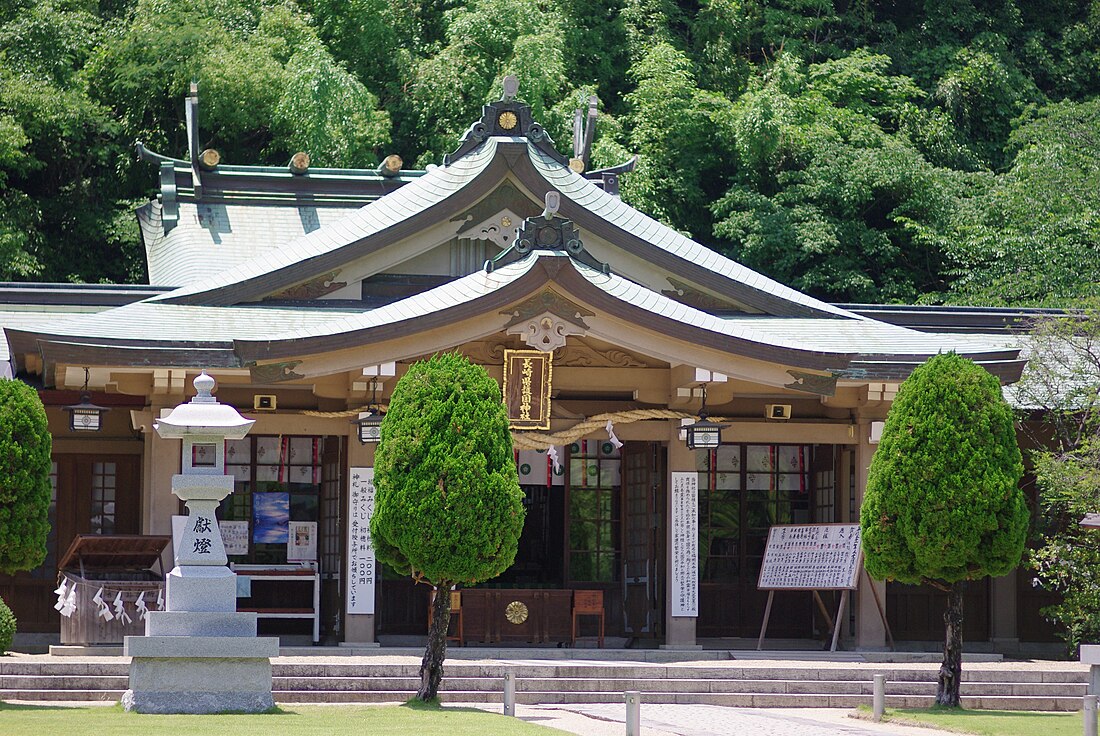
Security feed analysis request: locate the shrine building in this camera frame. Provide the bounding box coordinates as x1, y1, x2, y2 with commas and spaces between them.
0, 82, 1045, 652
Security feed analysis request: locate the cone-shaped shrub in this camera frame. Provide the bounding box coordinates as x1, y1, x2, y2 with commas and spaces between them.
371, 353, 524, 700
860, 352, 1026, 706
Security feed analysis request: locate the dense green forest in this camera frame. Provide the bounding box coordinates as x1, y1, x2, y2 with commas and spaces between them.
1, 0, 1098, 306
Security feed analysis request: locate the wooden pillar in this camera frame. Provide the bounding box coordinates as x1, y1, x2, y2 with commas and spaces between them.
662, 420, 699, 649
855, 422, 888, 649
342, 437, 378, 646
990, 573, 1019, 652
142, 402, 181, 538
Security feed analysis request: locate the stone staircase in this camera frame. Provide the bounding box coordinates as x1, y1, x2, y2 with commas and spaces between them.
0, 658, 1087, 711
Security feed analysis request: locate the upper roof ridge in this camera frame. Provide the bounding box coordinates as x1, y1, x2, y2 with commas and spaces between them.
444, 76, 567, 167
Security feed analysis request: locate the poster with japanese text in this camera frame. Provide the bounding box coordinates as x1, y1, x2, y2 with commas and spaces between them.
671, 471, 699, 616
346, 467, 376, 615
287, 521, 317, 561
219, 520, 249, 556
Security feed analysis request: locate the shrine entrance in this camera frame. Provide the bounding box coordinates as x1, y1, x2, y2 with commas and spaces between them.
621, 442, 665, 640
695, 444, 840, 639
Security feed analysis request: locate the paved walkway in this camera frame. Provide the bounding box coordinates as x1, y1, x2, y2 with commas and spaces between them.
471, 704, 958, 736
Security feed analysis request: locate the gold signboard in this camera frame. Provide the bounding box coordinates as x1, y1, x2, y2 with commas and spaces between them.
503, 349, 552, 430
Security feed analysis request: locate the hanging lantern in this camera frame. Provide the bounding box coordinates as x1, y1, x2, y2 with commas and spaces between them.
684, 382, 727, 449
684, 415, 727, 450
352, 410, 383, 444
64, 368, 109, 432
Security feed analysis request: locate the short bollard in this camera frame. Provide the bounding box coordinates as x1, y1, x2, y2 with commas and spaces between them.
625, 691, 641, 736
503, 671, 516, 717
872, 674, 886, 722
1085, 694, 1097, 736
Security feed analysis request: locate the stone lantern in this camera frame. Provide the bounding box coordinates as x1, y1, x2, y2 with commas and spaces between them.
155, 371, 253, 603
123, 371, 278, 714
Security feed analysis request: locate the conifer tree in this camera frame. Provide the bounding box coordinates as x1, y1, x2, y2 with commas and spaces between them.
371, 353, 524, 701
0, 378, 52, 650
860, 353, 1027, 706
0, 378, 51, 575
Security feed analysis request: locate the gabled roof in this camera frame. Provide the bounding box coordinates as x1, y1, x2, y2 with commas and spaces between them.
149, 127, 856, 321
6, 249, 1024, 385
151, 138, 505, 305
2, 92, 1027, 388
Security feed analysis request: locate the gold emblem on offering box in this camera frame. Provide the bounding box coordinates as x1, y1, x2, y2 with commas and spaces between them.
498, 111, 519, 131
502, 349, 552, 430
505, 600, 529, 624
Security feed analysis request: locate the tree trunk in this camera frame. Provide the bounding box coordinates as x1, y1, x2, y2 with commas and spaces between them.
418, 584, 451, 701
936, 583, 963, 707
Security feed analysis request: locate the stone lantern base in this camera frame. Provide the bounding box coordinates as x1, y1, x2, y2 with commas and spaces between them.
122, 566, 279, 713
122, 614, 278, 713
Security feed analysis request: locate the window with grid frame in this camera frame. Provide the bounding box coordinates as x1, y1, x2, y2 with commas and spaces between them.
90, 461, 117, 535
221, 435, 323, 564
697, 444, 813, 584
567, 439, 621, 583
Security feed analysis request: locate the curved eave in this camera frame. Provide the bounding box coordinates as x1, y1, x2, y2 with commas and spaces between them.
233, 254, 859, 372
11, 254, 1024, 385
842, 356, 1027, 384
154, 138, 849, 319
26, 339, 238, 386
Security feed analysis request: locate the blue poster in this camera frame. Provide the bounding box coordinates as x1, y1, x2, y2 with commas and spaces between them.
253, 492, 290, 543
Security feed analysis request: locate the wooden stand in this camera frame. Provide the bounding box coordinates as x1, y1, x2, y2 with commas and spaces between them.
756, 573, 894, 652
756, 588, 849, 651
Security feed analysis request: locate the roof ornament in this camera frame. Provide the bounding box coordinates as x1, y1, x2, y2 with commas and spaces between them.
570, 96, 599, 173
443, 78, 568, 167
485, 192, 610, 275
185, 81, 203, 199
542, 191, 560, 219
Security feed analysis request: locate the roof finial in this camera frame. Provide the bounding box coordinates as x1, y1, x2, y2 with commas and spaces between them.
192, 370, 216, 403
502, 75, 519, 101
542, 191, 560, 219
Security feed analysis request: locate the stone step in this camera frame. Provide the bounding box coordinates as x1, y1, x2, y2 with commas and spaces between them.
266, 675, 1085, 698
0, 676, 129, 690
1, 684, 1081, 713
1, 670, 1082, 698
1, 660, 1086, 684
0, 663, 130, 677
0, 689, 122, 702
270, 690, 1085, 711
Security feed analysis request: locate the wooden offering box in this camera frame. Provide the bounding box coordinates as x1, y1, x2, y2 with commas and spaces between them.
58, 534, 170, 646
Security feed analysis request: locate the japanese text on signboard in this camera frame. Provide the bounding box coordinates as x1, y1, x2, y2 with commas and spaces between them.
757, 523, 862, 591
346, 467, 376, 615
671, 472, 698, 616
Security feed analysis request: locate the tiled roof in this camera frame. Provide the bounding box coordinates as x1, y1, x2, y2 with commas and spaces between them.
0, 309, 82, 377
14, 252, 1016, 380
17, 302, 361, 345
139, 201, 360, 286
528, 145, 858, 320
151, 139, 503, 302
573, 264, 1011, 361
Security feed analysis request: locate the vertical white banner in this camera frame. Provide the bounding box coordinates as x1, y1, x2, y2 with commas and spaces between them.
671, 471, 699, 616
346, 467, 376, 615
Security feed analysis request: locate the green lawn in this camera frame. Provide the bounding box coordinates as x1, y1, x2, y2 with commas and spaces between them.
867, 706, 1083, 736
0, 701, 567, 736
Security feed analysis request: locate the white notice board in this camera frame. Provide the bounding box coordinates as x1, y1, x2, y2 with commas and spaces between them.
670, 472, 698, 616
757, 523, 862, 591
346, 467, 376, 615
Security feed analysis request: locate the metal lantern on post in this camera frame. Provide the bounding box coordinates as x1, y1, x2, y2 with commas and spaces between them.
351, 380, 384, 444
684, 384, 728, 450
64, 368, 109, 432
